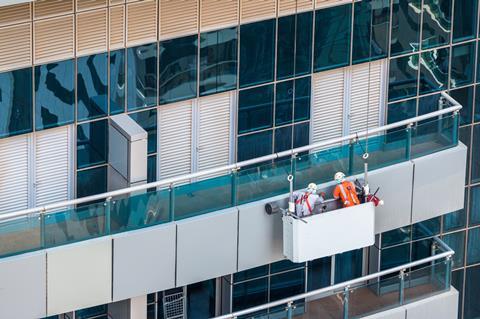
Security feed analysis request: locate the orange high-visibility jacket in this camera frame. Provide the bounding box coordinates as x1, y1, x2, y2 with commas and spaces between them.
333, 181, 360, 207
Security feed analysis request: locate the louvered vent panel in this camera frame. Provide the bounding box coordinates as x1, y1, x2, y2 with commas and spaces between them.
349, 60, 383, 134
0, 135, 29, 215
77, 9, 108, 56
34, 15, 74, 64
315, 0, 351, 9
160, 0, 198, 40
200, 0, 238, 31
197, 92, 231, 174
34, 0, 74, 19
127, 0, 157, 46
278, 0, 296, 16
311, 69, 345, 149
240, 0, 276, 23
159, 101, 192, 179
109, 5, 125, 49
297, 0, 314, 12
77, 0, 108, 11
110, 0, 125, 4
35, 126, 71, 207
0, 3, 31, 27
0, 23, 32, 72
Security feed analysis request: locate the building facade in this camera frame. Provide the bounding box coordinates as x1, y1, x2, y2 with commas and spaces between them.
0, 0, 478, 318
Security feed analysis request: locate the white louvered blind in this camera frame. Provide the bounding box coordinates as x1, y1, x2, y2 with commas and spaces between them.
315, 0, 352, 9
311, 68, 345, 147
160, 0, 198, 40
200, 0, 238, 32
126, 0, 157, 46
34, 0, 74, 19
109, 5, 125, 49
197, 92, 232, 172
0, 135, 30, 215
34, 15, 75, 64
77, 9, 108, 56
240, 0, 276, 23
158, 101, 193, 179
278, 0, 313, 16
348, 60, 384, 135
0, 23, 32, 72
34, 126, 71, 207
0, 3, 31, 27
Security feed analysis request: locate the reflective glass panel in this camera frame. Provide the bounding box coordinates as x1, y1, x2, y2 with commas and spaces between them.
450, 42, 476, 88
381, 226, 411, 248
450, 86, 474, 125
465, 266, 480, 318
187, 280, 216, 319
451, 269, 464, 319
442, 231, 465, 268
238, 84, 274, 134
421, 0, 452, 49
314, 4, 352, 71
460, 126, 471, 184
472, 124, 480, 183
476, 86, 480, 123
237, 130, 273, 161
0, 68, 33, 138
199, 27, 237, 96
76, 166, 107, 198
390, 0, 421, 56
274, 125, 292, 153
127, 43, 157, 110
77, 53, 108, 121
467, 227, 480, 265
412, 217, 441, 240
35, 59, 75, 130
129, 109, 157, 154
110, 49, 125, 115
270, 269, 305, 301
470, 185, 480, 226
387, 99, 416, 124
443, 208, 467, 232
234, 265, 269, 282
147, 155, 156, 183
239, 19, 275, 88
388, 54, 418, 101
419, 48, 449, 94
352, 0, 390, 64
453, 0, 478, 42
334, 248, 363, 283
294, 76, 311, 122
77, 119, 108, 169
380, 243, 410, 270
232, 278, 268, 312
275, 80, 293, 125
307, 257, 331, 291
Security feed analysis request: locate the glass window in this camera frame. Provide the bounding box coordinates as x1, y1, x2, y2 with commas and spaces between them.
275, 80, 294, 126
76, 305, 108, 319
294, 76, 311, 122
232, 278, 268, 312
476, 86, 480, 123
381, 243, 411, 271
199, 27, 237, 96
129, 109, 157, 154
271, 259, 303, 274
314, 4, 352, 72
411, 238, 433, 262
352, 0, 390, 64
77, 53, 108, 121
277, 12, 313, 80
127, 43, 157, 110
77, 119, 108, 169
451, 42, 476, 88
147, 155, 156, 183
35, 59, 75, 130
239, 19, 275, 88
421, 0, 452, 49
274, 126, 293, 153
465, 266, 480, 318
237, 130, 273, 161
417, 93, 441, 117
450, 86, 474, 125
77, 166, 107, 198
467, 227, 480, 265
460, 125, 471, 184
307, 257, 331, 291
419, 48, 449, 94
293, 122, 309, 149
443, 231, 465, 268
388, 54, 418, 102
187, 279, 216, 319
234, 265, 269, 282
451, 269, 464, 319
443, 208, 467, 232
381, 226, 411, 248
238, 85, 273, 134
334, 248, 363, 283
0, 68, 33, 138
270, 269, 305, 301
472, 124, 480, 183
387, 99, 416, 124
470, 185, 480, 226
110, 49, 125, 115
390, 0, 421, 56
412, 217, 441, 240
453, 0, 478, 43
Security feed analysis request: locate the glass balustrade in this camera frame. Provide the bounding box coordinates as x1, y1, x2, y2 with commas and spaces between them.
0, 113, 460, 258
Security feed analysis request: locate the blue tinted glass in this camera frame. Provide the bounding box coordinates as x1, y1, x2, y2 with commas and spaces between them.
232, 278, 268, 312
419, 48, 449, 94
470, 185, 480, 226
35, 59, 75, 130
352, 0, 390, 64
412, 217, 441, 240
381, 226, 411, 248
465, 266, 480, 318
390, 0, 421, 56
199, 27, 237, 96
334, 248, 363, 283
451, 269, 464, 319
77, 119, 108, 169
443, 208, 467, 232
467, 227, 480, 265
388, 54, 418, 101
271, 260, 303, 274
77, 166, 107, 198
187, 279, 216, 318
233, 265, 269, 282
239, 19, 275, 88
274, 126, 292, 153
275, 80, 293, 125
421, 0, 452, 49
110, 49, 125, 115
270, 269, 305, 301
294, 77, 311, 122
127, 43, 157, 110
308, 257, 331, 291
295, 11, 313, 76
0, 68, 33, 138
293, 122, 309, 148
476, 86, 480, 123
77, 53, 108, 121
453, 0, 478, 42
417, 93, 441, 116
76, 305, 107, 319
380, 243, 410, 270
460, 126, 471, 184
387, 99, 416, 124
238, 85, 273, 134
237, 130, 273, 161
450, 86, 474, 125
147, 155, 156, 183
472, 124, 480, 183
443, 231, 465, 268
451, 42, 476, 88
314, 4, 352, 71
159, 35, 197, 104
129, 109, 157, 154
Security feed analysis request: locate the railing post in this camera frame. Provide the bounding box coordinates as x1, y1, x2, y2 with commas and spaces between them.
445, 256, 452, 290
291, 153, 297, 189
405, 123, 413, 160
452, 111, 459, 144
105, 197, 112, 235
169, 183, 175, 222
40, 209, 46, 249
399, 269, 406, 305
348, 139, 355, 176
286, 301, 294, 319
231, 168, 238, 207
343, 286, 350, 319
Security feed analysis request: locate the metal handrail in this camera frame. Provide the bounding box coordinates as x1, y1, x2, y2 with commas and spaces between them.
213, 237, 454, 319
0, 92, 461, 221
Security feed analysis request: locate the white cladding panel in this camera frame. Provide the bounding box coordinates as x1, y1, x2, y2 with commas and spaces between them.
0, 135, 29, 214
158, 101, 193, 179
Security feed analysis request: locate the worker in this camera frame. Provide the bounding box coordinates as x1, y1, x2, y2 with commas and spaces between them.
333, 172, 360, 208
292, 183, 326, 217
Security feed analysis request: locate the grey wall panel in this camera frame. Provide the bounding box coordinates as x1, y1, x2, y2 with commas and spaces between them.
47, 237, 112, 316
238, 195, 286, 271
176, 208, 238, 287
405, 288, 458, 319
0, 251, 46, 319
112, 223, 176, 301
361, 308, 406, 319
412, 144, 467, 224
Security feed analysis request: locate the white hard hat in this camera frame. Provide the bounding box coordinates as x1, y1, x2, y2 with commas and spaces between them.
334, 172, 345, 182
307, 183, 317, 193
